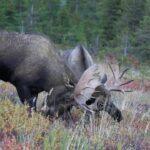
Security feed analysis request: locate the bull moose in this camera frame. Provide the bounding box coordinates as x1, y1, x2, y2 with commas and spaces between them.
0, 31, 131, 122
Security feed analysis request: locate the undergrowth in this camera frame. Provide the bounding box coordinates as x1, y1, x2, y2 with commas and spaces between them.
0, 92, 149, 150
0, 63, 150, 150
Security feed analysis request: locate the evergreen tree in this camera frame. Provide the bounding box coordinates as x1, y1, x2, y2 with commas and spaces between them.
0, 0, 149, 61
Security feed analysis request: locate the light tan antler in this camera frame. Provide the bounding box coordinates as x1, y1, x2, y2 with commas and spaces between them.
74, 64, 108, 113
73, 63, 133, 116
107, 63, 134, 92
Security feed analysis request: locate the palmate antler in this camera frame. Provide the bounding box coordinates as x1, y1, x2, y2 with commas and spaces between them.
107, 63, 134, 92
74, 64, 107, 113
73, 64, 133, 122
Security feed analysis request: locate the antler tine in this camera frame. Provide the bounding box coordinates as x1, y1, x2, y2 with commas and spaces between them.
119, 79, 134, 87
108, 63, 116, 80
119, 68, 129, 79
124, 90, 133, 92
110, 88, 133, 93
110, 89, 124, 93
84, 86, 95, 90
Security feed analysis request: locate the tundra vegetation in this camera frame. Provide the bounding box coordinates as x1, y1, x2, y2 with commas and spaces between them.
0, 32, 126, 123
0, 62, 150, 149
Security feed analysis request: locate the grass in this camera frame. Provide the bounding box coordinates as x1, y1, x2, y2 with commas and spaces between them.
0, 64, 150, 150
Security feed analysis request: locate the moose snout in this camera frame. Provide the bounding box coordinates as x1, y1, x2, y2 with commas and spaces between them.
104, 101, 123, 122
112, 109, 123, 122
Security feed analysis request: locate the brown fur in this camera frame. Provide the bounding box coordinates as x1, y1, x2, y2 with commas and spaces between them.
0, 32, 75, 108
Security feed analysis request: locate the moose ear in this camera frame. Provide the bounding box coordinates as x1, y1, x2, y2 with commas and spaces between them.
65, 45, 93, 80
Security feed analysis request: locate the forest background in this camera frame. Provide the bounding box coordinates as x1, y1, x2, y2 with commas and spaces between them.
0, 0, 150, 63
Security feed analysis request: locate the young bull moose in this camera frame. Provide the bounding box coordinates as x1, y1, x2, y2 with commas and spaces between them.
0, 32, 93, 110
0, 32, 132, 122
42, 63, 133, 123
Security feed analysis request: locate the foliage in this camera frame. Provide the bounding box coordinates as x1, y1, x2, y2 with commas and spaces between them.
0, 0, 149, 62
0, 100, 50, 149
0, 71, 150, 149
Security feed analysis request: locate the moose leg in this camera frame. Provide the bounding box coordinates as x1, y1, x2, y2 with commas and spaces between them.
32, 95, 38, 111
16, 85, 37, 111
61, 106, 75, 128
28, 96, 38, 111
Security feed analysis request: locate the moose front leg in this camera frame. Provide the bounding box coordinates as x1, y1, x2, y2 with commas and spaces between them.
61, 105, 75, 128
28, 96, 38, 111
16, 84, 38, 116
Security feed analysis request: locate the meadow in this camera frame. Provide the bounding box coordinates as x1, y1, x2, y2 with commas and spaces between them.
0, 63, 150, 150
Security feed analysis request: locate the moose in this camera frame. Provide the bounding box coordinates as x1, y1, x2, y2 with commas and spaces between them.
0, 31, 93, 108
0, 31, 132, 122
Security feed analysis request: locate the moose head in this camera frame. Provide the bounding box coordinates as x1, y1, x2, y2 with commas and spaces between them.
41, 64, 133, 122
73, 64, 133, 122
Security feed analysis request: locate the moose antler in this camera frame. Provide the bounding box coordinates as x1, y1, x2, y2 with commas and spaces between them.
74, 64, 109, 112
74, 65, 103, 112
74, 64, 133, 122
107, 63, 134, 92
